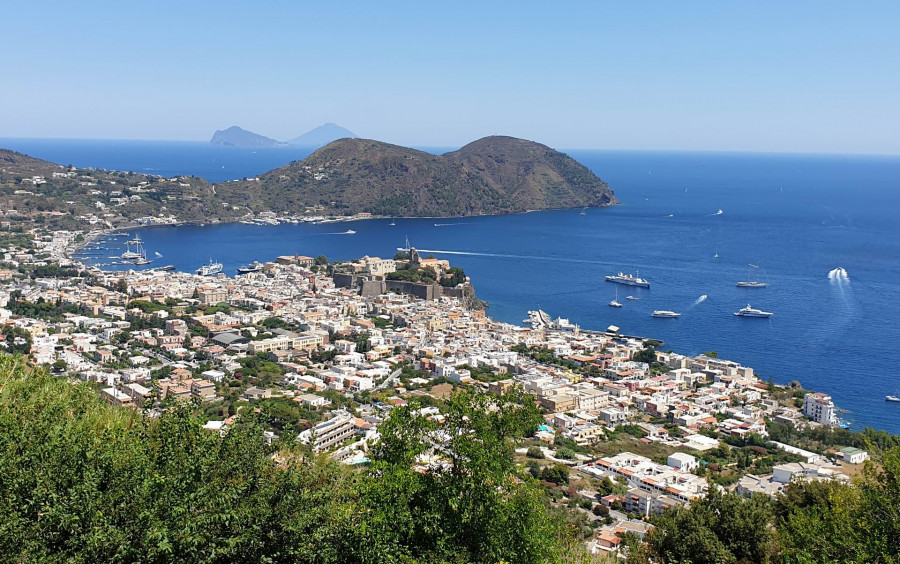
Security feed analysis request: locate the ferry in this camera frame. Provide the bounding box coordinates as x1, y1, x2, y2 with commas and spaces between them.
886, 395, 900, 403
651, 310, 681, 318
196, 259, 223, 276
734, 304, 774, 318
237, 261, 263, 274
605, 271, 650, 288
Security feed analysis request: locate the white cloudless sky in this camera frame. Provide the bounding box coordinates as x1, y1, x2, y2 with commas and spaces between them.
2, 1, 899, 154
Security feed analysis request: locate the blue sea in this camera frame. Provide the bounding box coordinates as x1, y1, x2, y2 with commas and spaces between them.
4, 138, 900, 434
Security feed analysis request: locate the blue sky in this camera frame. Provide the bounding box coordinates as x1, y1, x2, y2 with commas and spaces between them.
3, 1, 899, 153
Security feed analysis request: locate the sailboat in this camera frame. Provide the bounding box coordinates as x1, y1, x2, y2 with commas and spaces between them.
120, 235, 143, 260
609, 287, 623, 308
737, 264, 767, 288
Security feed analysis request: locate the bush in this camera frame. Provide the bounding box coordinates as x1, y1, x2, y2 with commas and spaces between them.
526, 446, 545, 459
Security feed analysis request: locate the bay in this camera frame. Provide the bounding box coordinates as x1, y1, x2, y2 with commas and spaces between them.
5, 138, 899, 434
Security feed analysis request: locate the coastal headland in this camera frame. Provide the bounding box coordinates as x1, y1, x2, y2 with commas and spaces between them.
0, 135, 616, 233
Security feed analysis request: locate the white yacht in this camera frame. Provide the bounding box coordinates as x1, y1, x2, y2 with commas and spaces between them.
625, 295, 638, 300
886, 395, 900, 403
651, 310, 681, 318
734, 304, 773, 318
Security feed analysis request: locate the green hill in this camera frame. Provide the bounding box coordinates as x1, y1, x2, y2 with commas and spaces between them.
0, 136, 616, 230
218, 135, 616, 217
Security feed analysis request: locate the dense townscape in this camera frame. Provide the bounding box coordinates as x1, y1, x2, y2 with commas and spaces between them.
2, 221, 896, 562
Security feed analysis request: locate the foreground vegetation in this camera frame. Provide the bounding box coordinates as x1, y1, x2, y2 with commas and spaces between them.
630, 447, 900, 564
0, 354, 577, 563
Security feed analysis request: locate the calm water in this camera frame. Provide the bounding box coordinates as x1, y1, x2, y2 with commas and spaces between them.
5, 139, 900, 434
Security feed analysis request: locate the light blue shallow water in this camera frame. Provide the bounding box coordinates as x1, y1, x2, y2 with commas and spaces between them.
4, 139, 899, 433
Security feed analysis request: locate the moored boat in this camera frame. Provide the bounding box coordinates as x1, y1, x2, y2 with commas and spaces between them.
651, 310, 681, 318
196, 259, 223, 276
734, 304, 773, 318
737, 263, 767, 288
237, 260, 263, 274
605, 271, 650, 288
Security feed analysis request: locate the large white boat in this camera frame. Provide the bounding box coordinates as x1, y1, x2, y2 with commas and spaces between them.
886, 395, 900, 403
196, 259, 223, 276
651, 310, 681, 318
605, 271, 650, 288
734, 304, 773, 318
737, 264, 767, 288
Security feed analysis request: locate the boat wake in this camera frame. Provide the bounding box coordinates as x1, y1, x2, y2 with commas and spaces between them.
687, 294, 708, 310
828, 267, 850, 286
407, 248, 611, 267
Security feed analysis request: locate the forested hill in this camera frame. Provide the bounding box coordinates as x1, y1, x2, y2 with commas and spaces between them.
217, 135, 617, 217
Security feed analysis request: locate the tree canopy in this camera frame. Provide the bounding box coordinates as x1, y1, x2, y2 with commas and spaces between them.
0, 354, 576, 563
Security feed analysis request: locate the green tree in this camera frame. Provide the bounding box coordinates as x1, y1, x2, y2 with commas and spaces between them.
364, 386, 566, 563
632, 347, 657, 364
645, 488, 776, 564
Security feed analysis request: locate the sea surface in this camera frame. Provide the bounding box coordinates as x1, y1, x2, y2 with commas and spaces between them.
4, 138, 900, 434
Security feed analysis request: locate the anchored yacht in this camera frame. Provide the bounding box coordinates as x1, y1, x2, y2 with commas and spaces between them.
734, 304, 773, 318
651, 310, 681, 318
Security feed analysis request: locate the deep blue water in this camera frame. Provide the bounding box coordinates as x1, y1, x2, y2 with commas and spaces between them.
4, 139, 900, 434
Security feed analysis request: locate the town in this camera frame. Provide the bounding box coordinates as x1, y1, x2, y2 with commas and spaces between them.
0, 228, 875, 557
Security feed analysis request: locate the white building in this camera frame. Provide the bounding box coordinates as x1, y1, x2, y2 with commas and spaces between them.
839, 447, 869, 464
803, 392, 837, 426
667, 452, 699, 473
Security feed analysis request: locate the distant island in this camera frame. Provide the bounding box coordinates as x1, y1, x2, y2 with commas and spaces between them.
210, 126, 289, 148
209, 123, 357, 148
288, 123, 357, 147
0, 135, 616, 229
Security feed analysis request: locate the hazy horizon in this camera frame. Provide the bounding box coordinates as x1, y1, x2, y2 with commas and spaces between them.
3, 2, 900, 155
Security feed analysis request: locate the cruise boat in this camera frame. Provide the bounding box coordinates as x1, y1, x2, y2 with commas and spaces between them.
605, 271, 650, 288
196, 259, 223, 276
737, 264, 767, 288
734, 304, 773, 318
651, 310, 681, 318
237, 260, 263, 274
886, 395, 900, 403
